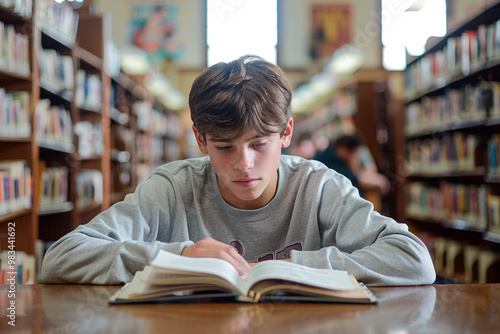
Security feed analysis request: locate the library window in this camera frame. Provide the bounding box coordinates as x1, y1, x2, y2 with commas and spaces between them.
206, 0, 278, 66
382, 0, 447, 70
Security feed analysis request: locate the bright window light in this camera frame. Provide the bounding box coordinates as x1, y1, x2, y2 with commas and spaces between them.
381, 0, 446, 70
207, 0, 277, 66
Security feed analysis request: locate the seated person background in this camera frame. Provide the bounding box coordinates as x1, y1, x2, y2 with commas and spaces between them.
41, 55, 435, 286
313, 134, 390, 196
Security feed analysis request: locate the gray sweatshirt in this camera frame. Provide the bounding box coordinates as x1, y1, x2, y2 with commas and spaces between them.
41, 155, 436, 286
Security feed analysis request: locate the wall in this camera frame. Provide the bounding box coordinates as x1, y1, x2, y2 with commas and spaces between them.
94, 0, 382, 72
94, 0, 206, 70
279, 0, 381, 70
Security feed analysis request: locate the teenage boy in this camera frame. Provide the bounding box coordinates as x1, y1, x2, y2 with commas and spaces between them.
42, 55, 435, 286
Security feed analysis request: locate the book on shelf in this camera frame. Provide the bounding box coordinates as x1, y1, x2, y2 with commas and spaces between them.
74, 121, 104, 158
487, 194, 500, 236
0, 250, 35, 285
0, 0, 33, 18
35, 0, 79, 45
109, 250, 377, 305
0, 21, 30, 75
38, 48, 74, 92
0, 159, 31, 215
0, 89, 30, 138
75, 170, 103, 210
406, 181, 487, 228
75, 70, 102, 111
35, 99, 73, 147
36, 161, 69, 208
405, 132, 482, 174
488, 134, 500, 175
406, 16, 500, 95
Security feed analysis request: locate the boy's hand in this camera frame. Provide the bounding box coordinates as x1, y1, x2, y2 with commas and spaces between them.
182, 238, 251, 277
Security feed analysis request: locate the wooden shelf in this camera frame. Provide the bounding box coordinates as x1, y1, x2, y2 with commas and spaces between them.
41, 28, 74, 50
0, 3, 186, 262
403, 5, 500, 284
39, 78, 74, 102
77, 47, 103, 71
0, 5, 31, 24
39, 139, 75, 154
0, 136, 32, 142
0, 68, 31, 82
38, 202, 74, 216
405, 119, 488, 139
0, 209, 32, 224
405, 59, 500, 103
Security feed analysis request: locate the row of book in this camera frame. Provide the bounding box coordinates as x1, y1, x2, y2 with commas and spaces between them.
406, 181, 487, 229
135, 133, 149, 162
151, 109, 182, 138
112, 126, 135, 153
487, 193, 500, 236
132, 101, 182, 138
0, 89, 30, 138
0, 21, 30, 76
0, 159, 32, 216
417, 234, 500, 283
135, 133, 177, 164
35, 99, 73, 148
486, 193, 500, 236
75, 170, 103, 210
405, 18, 500, 97
0, 251, 35, 285
74, 121, 104, 159
151, 137, 165, 163
75, 69, 102, 111
405, 132, 481, 175
38, 48, 74, 93
405, 81, 500, 136
488, 134, 500, 176
0, 0, 32, 18
133, 100, 153, 132
0, 238, 54, 285
38, 161, 69, 208
35, 0, 79, 46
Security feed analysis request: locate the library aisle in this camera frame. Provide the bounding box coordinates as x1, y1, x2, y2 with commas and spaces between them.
0, 0, 500, 285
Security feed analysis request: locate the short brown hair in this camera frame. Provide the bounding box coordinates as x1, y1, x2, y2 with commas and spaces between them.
189, 55, 292, 141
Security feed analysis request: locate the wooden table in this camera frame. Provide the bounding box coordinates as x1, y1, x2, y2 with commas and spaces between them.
1, 284, 499, 333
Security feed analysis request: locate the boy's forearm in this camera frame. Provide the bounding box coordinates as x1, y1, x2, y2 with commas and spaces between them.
41, 227, 193, 284
290, 235, 435, 286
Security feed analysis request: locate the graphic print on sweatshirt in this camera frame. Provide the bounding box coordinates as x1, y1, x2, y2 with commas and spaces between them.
229, 240, 303, 262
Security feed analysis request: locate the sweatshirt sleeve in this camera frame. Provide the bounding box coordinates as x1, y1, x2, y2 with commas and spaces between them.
290, 173, 436, 286
41, 174, 194, 285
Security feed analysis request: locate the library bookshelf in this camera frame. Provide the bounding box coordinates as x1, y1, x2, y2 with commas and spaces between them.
292, 70, 402, 217
0, 1, 184, 283
403, 2, 500, 283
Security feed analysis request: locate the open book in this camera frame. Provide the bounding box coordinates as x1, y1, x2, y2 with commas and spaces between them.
109, 250, 377, 304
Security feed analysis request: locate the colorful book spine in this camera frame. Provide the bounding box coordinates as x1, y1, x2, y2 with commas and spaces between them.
0, 159, 31, 215
0, 250, 36, 285
405, 18, 500, 97
35, 99, 73, 147
0, 20, 30, 75
35, 0, 79, 46
405, 133, 481, 174
406, 181, 487, 228
75, 170, 103, 210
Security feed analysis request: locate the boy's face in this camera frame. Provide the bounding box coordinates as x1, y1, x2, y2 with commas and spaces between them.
193, 118, 293, 210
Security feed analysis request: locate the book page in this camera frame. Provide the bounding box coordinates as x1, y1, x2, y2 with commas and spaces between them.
243, 261, 356, 295
150, 250, 244, 294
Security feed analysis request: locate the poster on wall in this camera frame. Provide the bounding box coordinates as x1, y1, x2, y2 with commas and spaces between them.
310, 4, 351, 59
128, 2, 183, 64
